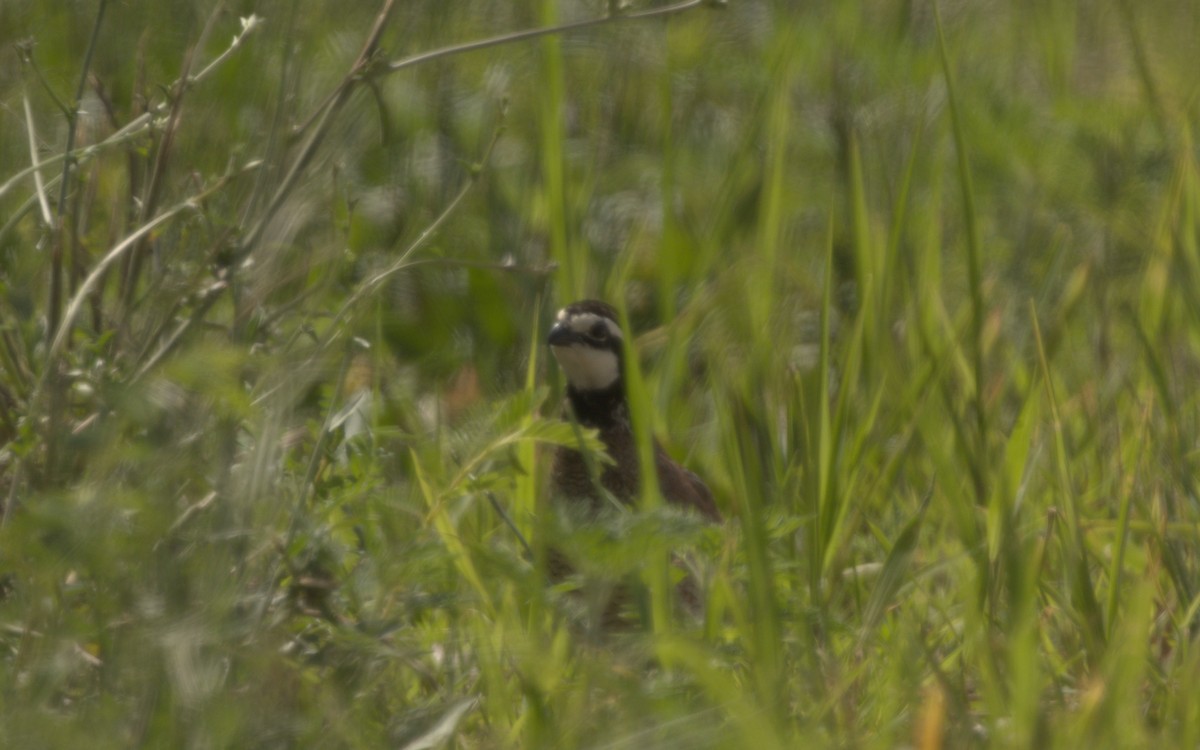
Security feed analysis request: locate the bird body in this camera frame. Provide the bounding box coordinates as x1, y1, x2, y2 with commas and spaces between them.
547, 300, 719, 521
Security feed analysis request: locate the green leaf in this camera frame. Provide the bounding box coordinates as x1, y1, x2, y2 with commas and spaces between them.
860, 487, 932, 641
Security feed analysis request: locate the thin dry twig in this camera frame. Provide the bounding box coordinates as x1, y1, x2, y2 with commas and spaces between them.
248, 0, 710, 264
0, 12, 261, 204
131, 279, 230, 382
41, 161, 261, 377
318, 104, 508, 351
119, 2, 224, 315
250, 107, 508, 410
238, 0, 398, 262
382, 0, 705, 76
56, 0, 108, 221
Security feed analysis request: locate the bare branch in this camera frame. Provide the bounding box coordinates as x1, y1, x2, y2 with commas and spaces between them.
120, 2, 225, 315
0, 9, 260, 203
238, 0, 397, 262
318, 104, 508, 352
42, 161, 261, 377
242, 0, 709, 265
55, 0, 108, 222
381, 0, 705, 75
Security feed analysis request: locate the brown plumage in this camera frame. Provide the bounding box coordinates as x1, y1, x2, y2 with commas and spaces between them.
545, 300, 719, 626
547, 300, 719, 521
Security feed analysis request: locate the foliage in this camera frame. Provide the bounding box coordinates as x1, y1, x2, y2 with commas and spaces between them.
2, 0, 1200, 747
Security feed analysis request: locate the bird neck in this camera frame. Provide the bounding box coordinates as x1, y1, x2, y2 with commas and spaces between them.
565, 381, 627, 429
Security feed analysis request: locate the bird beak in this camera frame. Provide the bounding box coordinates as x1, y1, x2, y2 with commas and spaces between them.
547, 321, 580, 347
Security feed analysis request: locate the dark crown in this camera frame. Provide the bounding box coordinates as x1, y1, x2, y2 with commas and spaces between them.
560, 299, 618, 322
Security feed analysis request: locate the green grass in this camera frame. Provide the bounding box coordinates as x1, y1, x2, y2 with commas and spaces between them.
2, 0, 1200, 747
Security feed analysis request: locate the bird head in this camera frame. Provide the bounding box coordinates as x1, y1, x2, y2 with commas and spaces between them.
547, 299, 625, 393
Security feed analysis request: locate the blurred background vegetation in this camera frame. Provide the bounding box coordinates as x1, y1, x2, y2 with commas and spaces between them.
2, 0, 1200, 746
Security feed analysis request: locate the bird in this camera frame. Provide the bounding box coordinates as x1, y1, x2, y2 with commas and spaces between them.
547, 299, 720, 521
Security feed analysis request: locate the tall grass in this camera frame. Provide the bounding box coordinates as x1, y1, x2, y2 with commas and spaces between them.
2, 0, 1200, 747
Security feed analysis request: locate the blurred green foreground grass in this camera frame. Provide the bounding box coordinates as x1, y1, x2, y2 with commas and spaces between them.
2, 0, 1200, 746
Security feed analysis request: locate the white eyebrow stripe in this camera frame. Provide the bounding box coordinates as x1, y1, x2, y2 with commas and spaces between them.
565, 312, 623, 341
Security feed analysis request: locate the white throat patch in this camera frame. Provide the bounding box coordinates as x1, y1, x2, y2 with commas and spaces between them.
551, 344, 620, 391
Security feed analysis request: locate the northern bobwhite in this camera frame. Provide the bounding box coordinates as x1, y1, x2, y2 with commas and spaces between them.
547, 299, 720, 521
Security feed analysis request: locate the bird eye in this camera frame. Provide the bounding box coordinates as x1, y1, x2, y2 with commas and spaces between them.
589, 322, 608, 340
